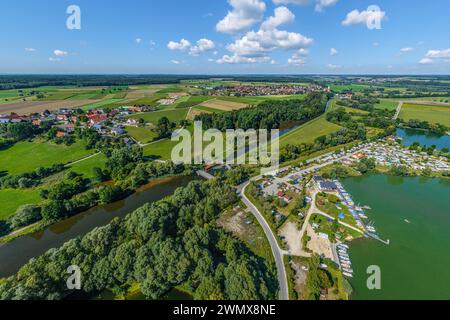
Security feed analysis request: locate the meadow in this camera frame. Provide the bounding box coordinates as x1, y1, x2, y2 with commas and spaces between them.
374, 99, 399, 111
125, 126, 158, 144
128, 108, 188, 125
0, 189, 42, 220
280, 116, 342, 146
0, 140, 94, 176
399, 103, 450, 126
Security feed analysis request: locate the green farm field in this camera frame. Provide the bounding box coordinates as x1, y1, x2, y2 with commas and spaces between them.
128, 108, 188, 125
0, 140, 94, 176
399, 103, 450, 126
280, 116, 342, 146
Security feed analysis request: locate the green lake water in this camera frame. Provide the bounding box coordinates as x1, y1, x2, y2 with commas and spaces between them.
341, 174, 450, 300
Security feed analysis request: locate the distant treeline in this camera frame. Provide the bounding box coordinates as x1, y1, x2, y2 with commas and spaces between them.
0, 75, 199, 90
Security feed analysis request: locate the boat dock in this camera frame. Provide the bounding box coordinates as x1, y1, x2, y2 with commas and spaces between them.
334, 180, 390, 246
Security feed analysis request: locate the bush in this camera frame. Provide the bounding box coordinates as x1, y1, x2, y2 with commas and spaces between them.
9, 205, 42, 229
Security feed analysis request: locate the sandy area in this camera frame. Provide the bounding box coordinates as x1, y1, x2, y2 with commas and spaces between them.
201, 99, 249, 111
306, 224, 333, 260
279, 221, 303, 256
217, 208, 246, 236
289, 260, 307, 300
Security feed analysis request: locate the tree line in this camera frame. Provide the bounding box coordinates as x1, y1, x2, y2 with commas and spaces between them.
0, 178, 277, 300
195, 93, 326, 131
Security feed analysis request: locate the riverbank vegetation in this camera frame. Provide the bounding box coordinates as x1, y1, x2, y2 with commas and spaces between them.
0, 179, 277, 300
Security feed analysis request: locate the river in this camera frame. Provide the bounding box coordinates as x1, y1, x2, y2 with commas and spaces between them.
0, 175, 197, 278
397, 128, 450, 150
341, 174, 450, 300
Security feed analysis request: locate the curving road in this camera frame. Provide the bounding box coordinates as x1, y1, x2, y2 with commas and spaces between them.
240, 182, 289, 301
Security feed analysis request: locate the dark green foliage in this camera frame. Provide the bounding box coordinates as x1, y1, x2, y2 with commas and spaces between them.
196, 92, 326, 131
9, 205, 42, 229
155, 117, 176, 139
0, 179, 276, 301
0, 164, 65, 189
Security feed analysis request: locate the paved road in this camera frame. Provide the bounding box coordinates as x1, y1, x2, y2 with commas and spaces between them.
240, 182, 289, 301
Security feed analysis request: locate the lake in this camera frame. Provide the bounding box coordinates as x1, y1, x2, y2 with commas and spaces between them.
342, 174, 450, 300
0, 175, 197, 278
397, 128, 450, 150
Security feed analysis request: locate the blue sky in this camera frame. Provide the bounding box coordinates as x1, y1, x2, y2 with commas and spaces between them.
1, 0, 449, 74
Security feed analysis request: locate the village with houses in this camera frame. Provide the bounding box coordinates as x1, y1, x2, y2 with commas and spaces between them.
196, 83, 330, 97
0, 104, 158, 142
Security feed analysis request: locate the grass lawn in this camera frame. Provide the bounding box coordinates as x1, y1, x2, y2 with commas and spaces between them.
125, 126, 158, 144
375, 99, 399, 111
143, 124, 195, 160
399, 103, 450, 126
0, 189, 42, 220
68, 153, 108, 180
129, 109, 188, 125
0, 140, 94, 176
280, 116, 342, 146
143, 138, 177, 160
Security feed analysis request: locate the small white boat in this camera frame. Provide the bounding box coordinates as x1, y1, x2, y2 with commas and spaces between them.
343, 272, 353, 278
343, 268, 354, 274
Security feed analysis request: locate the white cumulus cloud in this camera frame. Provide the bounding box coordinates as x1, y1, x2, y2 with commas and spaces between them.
418, 49, 450, 65
425, 49, 450, 58
330, 47, 338, 56
400, 47, 414, 54
327, 63, 341, 69
217, 54, 271, 64
315, 0, 338, 12
190, 39, 216, 56
53, 50, 68, 56
419, 58, 433, 65
272, 0, 309, 5
261, 6, 295, 30
167, 39, 192, 51
342, 8, 386, 27
216, 0, 266, 34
